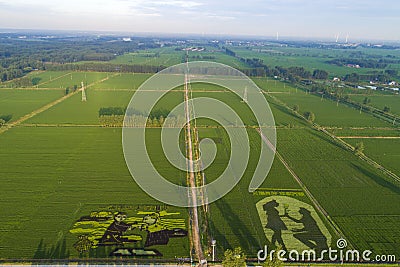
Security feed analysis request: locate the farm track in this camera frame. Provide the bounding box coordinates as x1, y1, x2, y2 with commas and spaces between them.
0, 74, 116, 135
183, 71, 204, 262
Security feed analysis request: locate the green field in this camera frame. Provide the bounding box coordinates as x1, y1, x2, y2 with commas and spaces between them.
91, 73, 151, 90
1, 70, 399, 262
110, 47, 249, 69
38, 72, 110, 88
110, 47, 183, 66
231, 46, 400, 77
269, 88, 394, 127
350, 94, 400, 116
28, 71, 72, 85
0, 89, 65, 122
26, 90, 135, 125
252, 77, 297, 93
345, 138, 400, 175
276, 128, 400, 254
0, 127, 189, 259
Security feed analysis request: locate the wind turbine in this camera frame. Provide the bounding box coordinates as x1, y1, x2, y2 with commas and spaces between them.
335, 33, 340, 43
345, 33, 349, 43
276, 32, 279, 41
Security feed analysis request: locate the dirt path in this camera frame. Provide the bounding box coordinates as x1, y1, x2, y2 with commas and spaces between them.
183, 72, 204, 262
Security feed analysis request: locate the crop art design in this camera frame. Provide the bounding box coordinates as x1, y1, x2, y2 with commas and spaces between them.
256, 196, 331, 252
69, 205, 187, 257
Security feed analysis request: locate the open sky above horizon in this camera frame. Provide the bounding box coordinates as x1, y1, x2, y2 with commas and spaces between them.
0, 0, 399, 41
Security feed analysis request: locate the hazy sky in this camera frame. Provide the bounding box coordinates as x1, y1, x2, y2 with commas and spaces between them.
0, 0, 399, 40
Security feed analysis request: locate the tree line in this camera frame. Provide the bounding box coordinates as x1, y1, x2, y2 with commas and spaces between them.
327, 58, 400, 69
343, 71, 397, 83
45, 62, 166, 74
99, 107, 170, 119
0, 37, 164, 82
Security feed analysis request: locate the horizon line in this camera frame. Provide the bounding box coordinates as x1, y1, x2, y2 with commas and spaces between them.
1, 27, 399, 44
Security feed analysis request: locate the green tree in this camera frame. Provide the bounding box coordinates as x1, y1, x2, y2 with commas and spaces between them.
222, 247, 246, 267
65, 87, 70, 95
344, 73, 360, 83
383, 106, 391, 113
304, 111, 315, 123
0, 118, 5, 127
312, 69, 329, 80
293, 104, 299, 112
354, 142, 365, 155
159, 116, 165, 126
385, 69, 398, 77
262, 245, 284, 267
363, 97, 371, 105
31, 77, 41, 86
0, 114, 12, 122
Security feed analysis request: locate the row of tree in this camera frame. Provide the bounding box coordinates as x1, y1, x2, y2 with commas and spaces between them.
99, 114, 188, 128
98, 107, 176, 127
99, 107, 170, 118
328, 58, 400, 69
343, 71, 396, 83
45, 62, 165, 74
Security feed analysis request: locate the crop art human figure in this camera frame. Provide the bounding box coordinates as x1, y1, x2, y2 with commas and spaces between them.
100, 212, 132, 245
263, 200, 288, 250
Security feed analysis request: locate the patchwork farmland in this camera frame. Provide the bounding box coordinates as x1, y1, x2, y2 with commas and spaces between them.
0, 67, 399, 265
